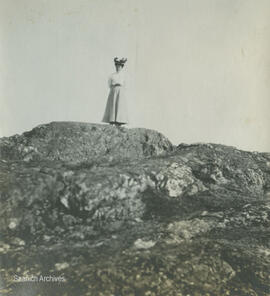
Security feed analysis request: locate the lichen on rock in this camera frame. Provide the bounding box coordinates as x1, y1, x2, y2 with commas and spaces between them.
0, 122, 269, 296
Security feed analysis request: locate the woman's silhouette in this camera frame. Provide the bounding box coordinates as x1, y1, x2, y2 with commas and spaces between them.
102, 57, 128, 126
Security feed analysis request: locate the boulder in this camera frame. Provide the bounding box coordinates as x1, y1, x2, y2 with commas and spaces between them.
0, 121, 173, 163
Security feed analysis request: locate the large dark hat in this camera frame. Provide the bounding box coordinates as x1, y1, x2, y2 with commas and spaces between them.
114, 57, 127, 66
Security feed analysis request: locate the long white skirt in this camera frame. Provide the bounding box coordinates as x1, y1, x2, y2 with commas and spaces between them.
102, 86, 128, 124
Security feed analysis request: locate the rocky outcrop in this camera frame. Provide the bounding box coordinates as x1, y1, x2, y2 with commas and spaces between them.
0, 122, 269, 296
0, 121, 173, 163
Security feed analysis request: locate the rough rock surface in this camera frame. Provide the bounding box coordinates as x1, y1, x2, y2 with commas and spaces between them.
0, 122, 269, 296
0, 121, 173, 163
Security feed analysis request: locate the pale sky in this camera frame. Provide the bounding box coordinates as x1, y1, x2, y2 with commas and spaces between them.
0, 0, 269, 152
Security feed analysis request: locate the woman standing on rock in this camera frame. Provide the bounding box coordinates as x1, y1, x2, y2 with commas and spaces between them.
102, 57, 128, 126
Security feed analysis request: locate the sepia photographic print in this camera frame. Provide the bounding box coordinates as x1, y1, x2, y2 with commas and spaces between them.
0, 0, 270, 295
